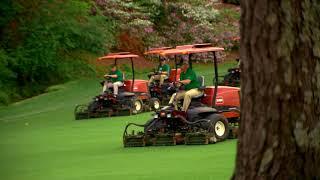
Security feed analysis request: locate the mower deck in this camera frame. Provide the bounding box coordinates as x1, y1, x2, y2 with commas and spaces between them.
74, 104, 137, 120
123, 123, 239, 147
123, 130, 238, 147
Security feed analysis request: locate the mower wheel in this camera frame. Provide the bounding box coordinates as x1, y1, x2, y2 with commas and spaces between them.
131, 98, 143, 114
149, 98, 161, 110
207, 114, 229, 141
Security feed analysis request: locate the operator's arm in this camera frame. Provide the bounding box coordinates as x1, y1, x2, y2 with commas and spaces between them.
179, 79, 191, 85
104, 74, 118, 78
178, 69, 194, 85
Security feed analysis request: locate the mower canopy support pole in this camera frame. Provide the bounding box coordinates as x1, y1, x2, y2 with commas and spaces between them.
189, 54, 193, 69
213, 51, 218, 107
174, 55, 177, 82
131, 57, 135, 92
158, 55, 161, 69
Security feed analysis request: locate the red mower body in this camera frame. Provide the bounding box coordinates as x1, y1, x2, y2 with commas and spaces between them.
202, 86, 240, 119
124, 80, 148, 93
202, 86, 240, 107
168, 68, 181, 82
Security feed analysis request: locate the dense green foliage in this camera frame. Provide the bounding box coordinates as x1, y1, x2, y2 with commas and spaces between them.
0, 0, 240, 105
0, 63, 237, 180
0, 0, 115, 105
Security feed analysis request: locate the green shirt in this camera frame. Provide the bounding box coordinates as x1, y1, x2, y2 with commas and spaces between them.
158, 64, 170, 74
180, 68, 200, 90
109, 70, 123, 83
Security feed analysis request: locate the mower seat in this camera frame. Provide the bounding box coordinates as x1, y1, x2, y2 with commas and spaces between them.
118, 86, 126, 93
192, 76, 205, 99
187, 106, 218, 120
198, 75, 205, 87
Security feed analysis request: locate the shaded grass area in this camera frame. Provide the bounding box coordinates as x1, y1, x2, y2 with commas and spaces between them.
0, 62, 237, 180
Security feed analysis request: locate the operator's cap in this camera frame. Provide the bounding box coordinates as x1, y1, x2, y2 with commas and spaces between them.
182, 61, 189, 65
160, 57, 167, 61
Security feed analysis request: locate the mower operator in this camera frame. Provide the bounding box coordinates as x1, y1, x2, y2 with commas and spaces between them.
148, 58, 170, 86
102, 65, 124, 96
168, 61, 202, 112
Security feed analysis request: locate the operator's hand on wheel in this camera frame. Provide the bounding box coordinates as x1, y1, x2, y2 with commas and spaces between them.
174, 81, 182, 87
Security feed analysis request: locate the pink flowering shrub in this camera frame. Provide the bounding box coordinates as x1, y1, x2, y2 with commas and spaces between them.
95, 0, 240, 53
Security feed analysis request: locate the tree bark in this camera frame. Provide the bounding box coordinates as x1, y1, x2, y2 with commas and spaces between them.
234, 0, 320, 179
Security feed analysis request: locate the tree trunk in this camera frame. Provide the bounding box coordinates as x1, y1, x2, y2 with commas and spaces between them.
234, 0, 320, 179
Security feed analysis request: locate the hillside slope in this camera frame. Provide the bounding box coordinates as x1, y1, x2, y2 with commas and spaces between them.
0, 63, 237, 180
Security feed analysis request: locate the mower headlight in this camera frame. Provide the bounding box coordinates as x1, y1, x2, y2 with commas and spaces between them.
95, 98, 99, 101
160, 111, 166, 118
167, 113, 172, 118
154, 114, 159, 119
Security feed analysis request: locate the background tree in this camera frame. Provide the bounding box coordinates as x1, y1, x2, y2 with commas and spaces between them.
233, 0, 320, 179
0, 0, 115, 105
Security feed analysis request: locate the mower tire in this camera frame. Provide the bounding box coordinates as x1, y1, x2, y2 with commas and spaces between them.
149, 98, 161, 110
207, 114, 229, 141
131, 98, 143, 114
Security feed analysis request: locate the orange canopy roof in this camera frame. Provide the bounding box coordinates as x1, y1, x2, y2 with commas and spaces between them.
108, 52, 131, 55
160, 46, 224, 56
144, 47, 172, 55
176, 43, 212, 49
144, 44, 224, 56
98, 52, 139, 60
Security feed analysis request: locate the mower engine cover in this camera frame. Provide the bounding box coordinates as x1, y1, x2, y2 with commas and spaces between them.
168, 68, 181, 82
124, 80, 148, 93
201, 86, 240, 108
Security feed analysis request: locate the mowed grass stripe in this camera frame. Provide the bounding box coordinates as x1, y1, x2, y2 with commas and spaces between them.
0, 62, 237, 180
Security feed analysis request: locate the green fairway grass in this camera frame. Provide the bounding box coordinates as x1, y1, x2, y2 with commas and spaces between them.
0, 62, 237, 180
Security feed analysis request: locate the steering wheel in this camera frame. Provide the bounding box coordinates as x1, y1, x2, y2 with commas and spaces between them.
148, 70, 163, 79
172, 81, 185, 91
100, 76, 112, 85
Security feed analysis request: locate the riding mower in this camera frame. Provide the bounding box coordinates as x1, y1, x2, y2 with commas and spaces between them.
221, 59, 241, 87
144, 47, 182, 104
123, 44, 240, 147
74, 52, 161, 120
